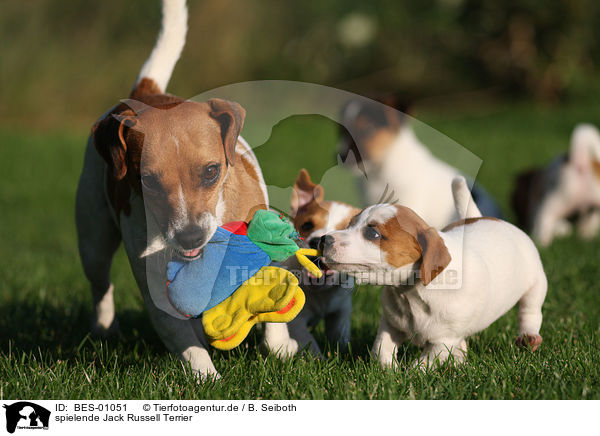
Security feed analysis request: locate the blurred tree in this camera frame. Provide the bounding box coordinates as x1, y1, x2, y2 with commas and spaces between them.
0, 0, 598, 128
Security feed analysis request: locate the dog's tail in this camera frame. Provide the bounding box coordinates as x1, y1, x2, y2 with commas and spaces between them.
570, 123, 600, 169
452, 176, 482, 219
133, 0, 188, 95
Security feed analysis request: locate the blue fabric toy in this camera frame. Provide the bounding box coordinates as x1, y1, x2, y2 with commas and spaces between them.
165, 210, 322, 350
166, 224, 271, 317
166, 210, 321, 319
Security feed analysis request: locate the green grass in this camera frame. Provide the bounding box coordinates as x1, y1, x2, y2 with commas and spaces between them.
1, 99, 600, 399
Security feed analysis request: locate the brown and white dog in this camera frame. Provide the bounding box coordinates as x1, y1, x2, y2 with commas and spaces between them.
286, 169, 359, 355
338, 98, 503, 228
512, 123, 600, 247
320, 177, 547, 369
75, 0, 298, 380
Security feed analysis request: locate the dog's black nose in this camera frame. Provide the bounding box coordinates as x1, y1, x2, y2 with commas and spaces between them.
319, 235, 334, 251
308, 237, 320, 250
175, 227, 205, 250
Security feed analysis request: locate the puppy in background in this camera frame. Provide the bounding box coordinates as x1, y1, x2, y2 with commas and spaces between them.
286, 169, 359, 355
321, 176, 547, 369
338, 97, 502, 229
512, 123, 600, 247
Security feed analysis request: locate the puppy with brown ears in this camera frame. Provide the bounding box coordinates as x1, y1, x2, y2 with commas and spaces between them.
321, 176, 547, 369
286, 169, 360, 355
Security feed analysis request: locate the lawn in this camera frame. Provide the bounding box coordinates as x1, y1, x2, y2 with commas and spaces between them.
1, 99, 599, 399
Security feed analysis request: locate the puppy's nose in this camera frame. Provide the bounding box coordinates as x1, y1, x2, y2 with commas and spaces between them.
175, 227, 205, 249
308, 237, 320, 250
319, 235, 334, 251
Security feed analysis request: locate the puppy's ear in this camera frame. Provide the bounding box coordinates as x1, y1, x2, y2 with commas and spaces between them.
291, 169, 325, 216
92, 109, 138, 181
593, 159, 600, 181
380, 94, 413, 122
417, 227, 451, 285
208, 99, 246, 166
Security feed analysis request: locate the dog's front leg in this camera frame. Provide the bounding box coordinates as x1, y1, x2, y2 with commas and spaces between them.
553, 218, 573, 238
288, 316, 323, 357
577, 208, 600, 239
76, 141, 123, 339
142, 294, 219, 380
262, 323, 299, 359
532, 196, 569, 246
324, 298, 352, 353
412, 339, 467, 370
260, 258, 301, 358
372, 315, 405, 370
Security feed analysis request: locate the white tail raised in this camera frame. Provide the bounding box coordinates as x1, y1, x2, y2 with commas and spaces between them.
135, 0, 188, 93
452, 176, 482, 219
570, 123, 600, 168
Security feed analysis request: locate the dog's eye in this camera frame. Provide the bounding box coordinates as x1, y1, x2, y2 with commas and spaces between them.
363, 225, 381, 241
301, 221, 314, 232
141, 173, 161, 193
201, 164, 221, 186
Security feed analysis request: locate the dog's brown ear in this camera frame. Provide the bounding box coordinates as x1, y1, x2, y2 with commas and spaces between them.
291, 169, 325, 216
208, 99, 246, 166
92, 109, 137, 180
417, 227, 451, 285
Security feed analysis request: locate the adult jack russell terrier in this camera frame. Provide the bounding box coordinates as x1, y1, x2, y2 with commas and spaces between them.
75, 0, 298, 379
286, 169, 359, 355
338, 98, 502, 229
320, 176, 547, 368
512, 123, 600, 247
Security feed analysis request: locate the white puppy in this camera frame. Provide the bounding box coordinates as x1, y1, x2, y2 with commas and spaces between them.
339, 99, 502, 229
320, 177, 547, 369
512, 123, 600, 246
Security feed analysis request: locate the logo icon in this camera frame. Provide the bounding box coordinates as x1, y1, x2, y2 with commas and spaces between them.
2, 402, 50, 433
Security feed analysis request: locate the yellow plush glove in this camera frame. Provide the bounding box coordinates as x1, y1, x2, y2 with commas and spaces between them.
202, 266, 305, 350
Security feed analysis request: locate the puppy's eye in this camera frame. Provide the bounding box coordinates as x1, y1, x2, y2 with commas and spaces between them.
141, 173, 161, 193
301, 221, 314, 232
201, 164, 221, 187
363, 226, 381, 241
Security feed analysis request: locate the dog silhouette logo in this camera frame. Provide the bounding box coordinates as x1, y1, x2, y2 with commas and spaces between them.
2, 402, 50, 433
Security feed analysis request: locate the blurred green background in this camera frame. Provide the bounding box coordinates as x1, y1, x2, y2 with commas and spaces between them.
2, 0, 600, 130
2, 0, 600, 399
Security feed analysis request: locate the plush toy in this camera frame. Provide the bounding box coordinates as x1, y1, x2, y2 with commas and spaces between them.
166, 210, 321, 350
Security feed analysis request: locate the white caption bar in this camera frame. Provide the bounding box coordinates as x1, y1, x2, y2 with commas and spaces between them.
0, 400, 596, 435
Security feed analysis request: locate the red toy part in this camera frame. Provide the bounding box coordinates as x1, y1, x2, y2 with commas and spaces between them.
221, 221, 248, 235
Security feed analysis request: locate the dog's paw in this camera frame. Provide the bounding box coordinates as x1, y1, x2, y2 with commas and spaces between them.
410, 357, 430, 372
371, 347, 400, 371
262, 337, 299, 360
515, 334, 542, 351
554, 220, 573, 238
296, 342, 324, 359
91, 318, 122, 340
181, 346, 221, 382
193, 368, 222, 383
380, 358, 400, 371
